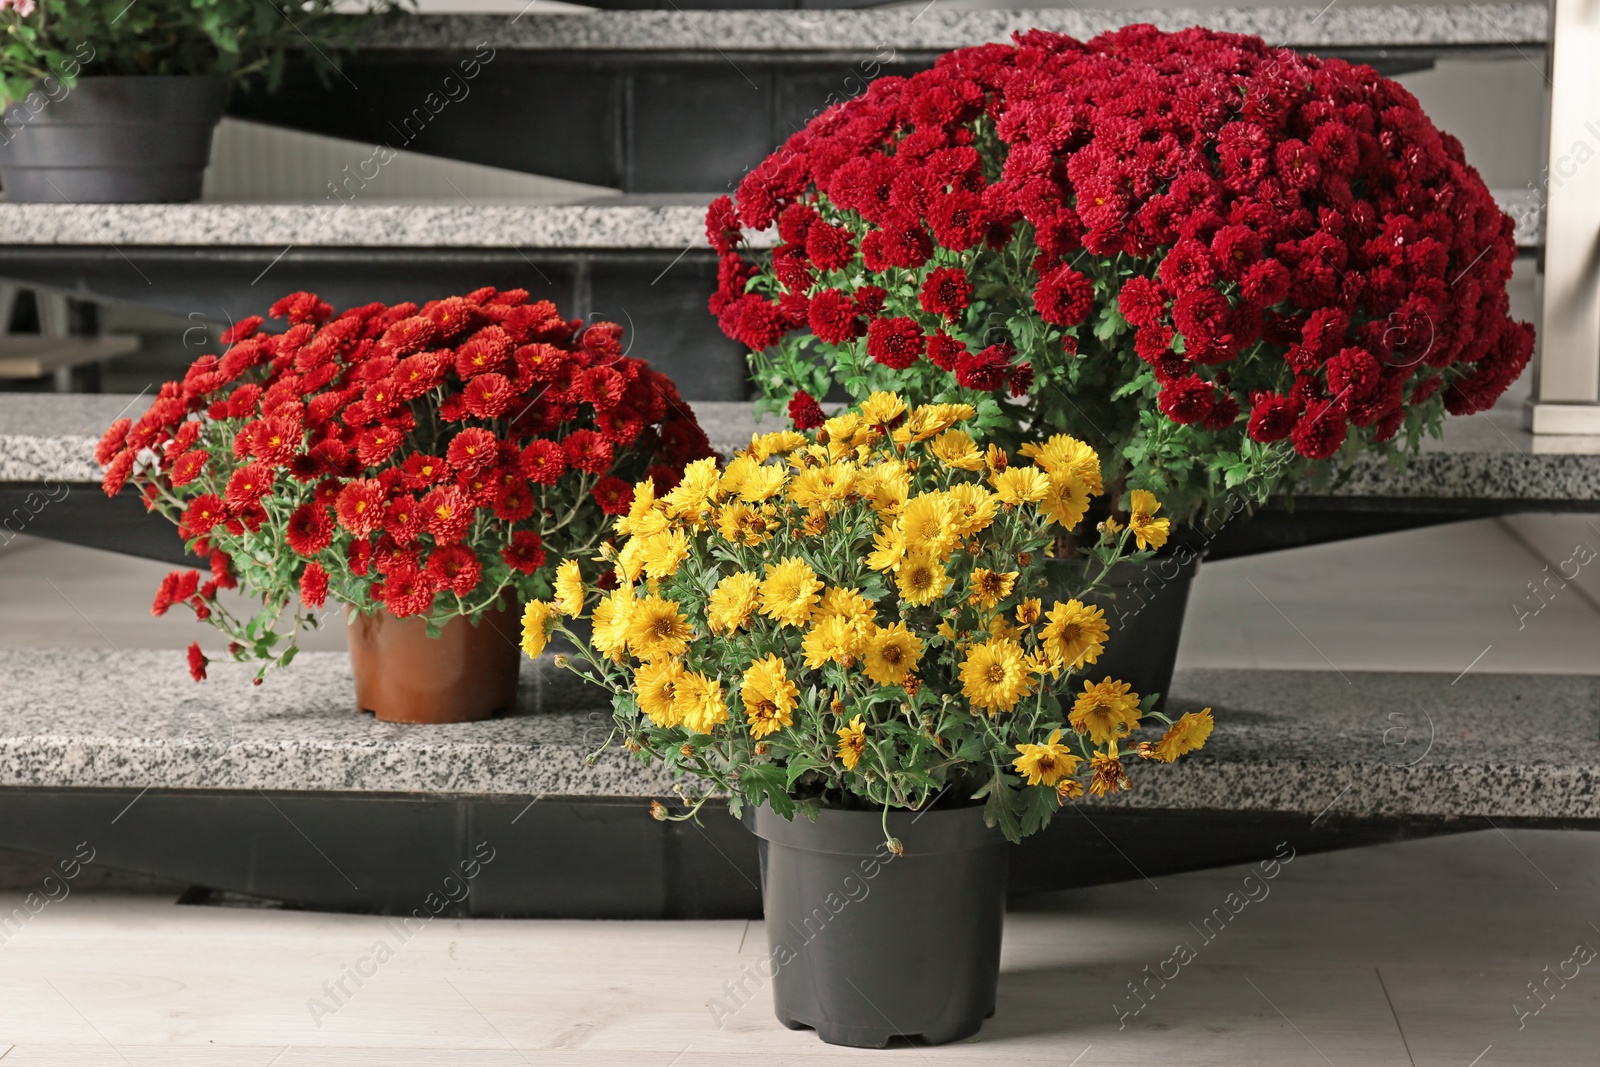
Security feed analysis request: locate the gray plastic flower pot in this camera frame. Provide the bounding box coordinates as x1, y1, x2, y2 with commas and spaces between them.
743, 803, 1007, 1048
1054, 547, 1201, 710
0, 76, 227, 203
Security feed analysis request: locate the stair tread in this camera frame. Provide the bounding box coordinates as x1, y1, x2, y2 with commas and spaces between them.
0, 335, 139, 378
0, 646, 1589, 821
0, 190, 1543, 248
356, 3, 1548, 50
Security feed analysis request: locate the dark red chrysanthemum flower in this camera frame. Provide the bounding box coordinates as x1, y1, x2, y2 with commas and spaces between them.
1117, 276, 1165, 328
286, 502, 335, 556
1245, 392, 1301, 443
955, 345, 1012, 392
866, 317, 925, 370
788, 390, 826, 430
335, 479, 386, 537
1033, 266, 1094, 327
425, 544, 483, 598
1157, 377, 1215, 425
446, 428, 499, 475
806, 221, 854, 271
520, 440, 565, 486
562, 429, 614, 475
503, 529, 547, 574
919, 267, 973, 321
1291, 399, 1349, 459
807, 289, 865, 346
420, 485, 473, 544
927, 331, 966, 372
300, 561, 330, 609
592, 475, 634, 516
492, 483, 537, 522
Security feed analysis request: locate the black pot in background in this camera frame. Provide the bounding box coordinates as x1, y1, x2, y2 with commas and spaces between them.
0, 76, 227, 203
744, 803, 1007, 1048
1054, 547, 1202, 711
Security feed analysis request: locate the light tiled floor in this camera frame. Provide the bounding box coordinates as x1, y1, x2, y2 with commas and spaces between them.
0, 829, 1592, 1064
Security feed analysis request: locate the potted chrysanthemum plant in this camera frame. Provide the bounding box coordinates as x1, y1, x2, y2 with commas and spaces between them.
706, 25, 1533, 702
519, 393, 1213, 1046
98, 287, 715, 723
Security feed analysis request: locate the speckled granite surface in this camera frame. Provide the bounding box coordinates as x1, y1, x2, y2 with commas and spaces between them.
0, 649, 1592, 821
9, 396, 1599, 503
359, 4, 1547, 51
0, 192, 1541, 248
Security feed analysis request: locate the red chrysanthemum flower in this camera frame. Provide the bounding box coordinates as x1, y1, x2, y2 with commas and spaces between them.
592, 475, 634, 516
454, 325, 513, 379
515, 343, 570, 383
562, 429, 614, 475
300, 561, 330, 608
269, 291, 333, 325
425, 544, 483, 598
866, 317, 925, 370
492, 483, 537, 522
384, 493, 425, 546
246, 416, 302, 466
334, 479, 386, 537
151, 569, 200, 617
954, 346, 1011, 392
520, 439, 565, 485
503, 529, 547, 574
420, 485, 474, 544
169, 450, 210, 488
186, 641, 208, 682
380, 316, 438, 356
463, 372, 514, 420
219, 315, 264, 346
181, 493, 226, 535
381, 561, 437, 618
286, 502, 335, 556
446, 428, 499, 475
95, 418, 130, 466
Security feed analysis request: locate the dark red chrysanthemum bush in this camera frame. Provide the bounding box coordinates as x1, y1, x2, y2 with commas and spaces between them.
708, 26, 1531, 520
98, 287, 713, 680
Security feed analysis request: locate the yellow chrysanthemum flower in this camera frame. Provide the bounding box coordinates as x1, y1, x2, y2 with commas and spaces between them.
520, 600, 558, 660
802, 613, 867, 669
553, 559, 584, 617
906, 402, 976, 441
967, 568, 1017, 610
859, 391, 907, 426
614, 535, 648, 584
663, 457, 722, 521
985, 443, 1009, 472
1069, 677, 1142, 745
591, 585, 634, 662
859, 462, 910, 515
640, 528, 691, 581
718, 454, 758, 499
836, 715, 868, 770
741, 654, 798, 738
895, 549, 950, 606
946, 483, 998, 538
1128, 490, 1171, 551
1021, 434, 1104, 496
716, 502, 777, 547
1012, 729, 1081, 787
817, 586, 875, 623
788, 463, 856, 513
751, 430, 808, 462
865, 522, 905, 572
759, 556, 824, 627
636, 658, 686, 727
959, 636, 1031, 714
929, 429, 986, 471
863, 622, 923, 687
1088, 750, 1132, 796
1147, 708, 1214, 763
899, 493, 960, 558
1040, 599, 1109, 670
707, 572, 760, 635
626, 595, 694, 662
737, 463, 788, 503
1016, 597, 1042, 626
992, 466, 1051, 505
1041, 471, 1090, 529
615, 477, 667, 538
678, 671, 728, 734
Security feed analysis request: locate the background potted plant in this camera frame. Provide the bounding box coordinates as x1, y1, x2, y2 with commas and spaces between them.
705, 25, 1533, 701
0, 0, 400, 202
98, 286, 715, 723
522, 393, 1213, 1046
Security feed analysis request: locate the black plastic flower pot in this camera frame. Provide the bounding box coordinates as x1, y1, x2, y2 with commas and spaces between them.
743, 803, 1007, 1048
0, 76, 227, 203
1054, 547, 1201, 711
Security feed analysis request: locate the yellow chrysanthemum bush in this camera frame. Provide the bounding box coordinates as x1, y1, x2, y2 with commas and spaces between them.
521, 393, 1214, 842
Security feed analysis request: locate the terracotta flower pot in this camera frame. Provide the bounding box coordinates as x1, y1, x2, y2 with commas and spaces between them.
346, 606, 521, 724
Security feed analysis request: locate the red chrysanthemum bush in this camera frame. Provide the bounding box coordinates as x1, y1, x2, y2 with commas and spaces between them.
98, 287, 714, 680
709, 25, 1532, 520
